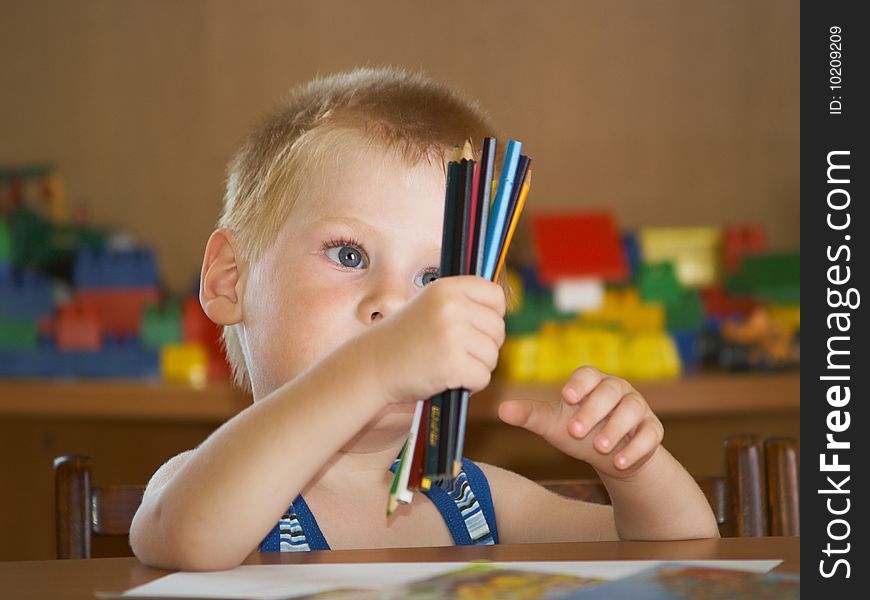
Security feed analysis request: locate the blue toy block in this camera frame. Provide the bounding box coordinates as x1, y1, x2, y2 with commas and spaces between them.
621, 232, 641, 282
0, 267, 55, 319
518, 264, 550, 294
0, 339, 159, 379
73, 247, 159, 289
671, 330, 701, 372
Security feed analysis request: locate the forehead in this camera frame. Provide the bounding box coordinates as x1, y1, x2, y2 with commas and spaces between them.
290, 140, 447, 236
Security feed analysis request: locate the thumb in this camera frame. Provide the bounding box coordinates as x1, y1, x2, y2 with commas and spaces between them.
498, 398, 556, 438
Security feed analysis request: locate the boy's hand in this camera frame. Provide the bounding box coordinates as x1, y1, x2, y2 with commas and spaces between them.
498, 366, 663, 479
363, 275, 506, 405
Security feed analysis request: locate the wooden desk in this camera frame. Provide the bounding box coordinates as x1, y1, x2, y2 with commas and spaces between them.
0, 537, 799, 599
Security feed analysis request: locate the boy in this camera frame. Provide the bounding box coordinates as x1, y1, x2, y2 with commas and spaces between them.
130, 67, 718, 571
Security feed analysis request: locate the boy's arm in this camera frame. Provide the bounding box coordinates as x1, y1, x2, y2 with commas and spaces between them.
130, 336, 388, 571
130, 276, 506, 571
497, 366, 719, 541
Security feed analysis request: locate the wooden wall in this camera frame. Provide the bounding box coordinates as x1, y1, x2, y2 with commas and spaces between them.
1, 0, 799, 292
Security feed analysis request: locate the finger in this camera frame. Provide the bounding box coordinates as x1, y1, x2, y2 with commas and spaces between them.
498, 398, 557, 438
612, 421, 663, 470
561, 366, 604, 405
465, 304, 506, 347
594, 391, 648, 454
464, 329, 502, 372
453, 275, 506, 315
569, 377, 631, 438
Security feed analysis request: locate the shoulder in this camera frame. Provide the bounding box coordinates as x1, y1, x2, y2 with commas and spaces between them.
473, 461, 619, 544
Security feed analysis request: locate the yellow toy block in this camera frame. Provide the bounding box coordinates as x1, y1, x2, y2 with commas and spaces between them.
562, 324, 623, 377
161, 342, 208, 387
622, 332, 681, 380
580, 288, 665, 333
536, 323, 569, 382
639, 227, 721, 288
500, 335, 539, 382
769, 304, 800, 332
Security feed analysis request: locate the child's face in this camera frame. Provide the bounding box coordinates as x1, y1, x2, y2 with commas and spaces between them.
241, 141, 446, 399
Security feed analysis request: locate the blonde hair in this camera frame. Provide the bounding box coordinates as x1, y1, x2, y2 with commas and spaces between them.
218, 67, 500, 390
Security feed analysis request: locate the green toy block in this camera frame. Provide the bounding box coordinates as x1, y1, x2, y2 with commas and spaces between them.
742, 252, 800, 302
666, 289, 705, 332
142, 302, 182, 348
0, 218, 12, 261
0, 317, 38, 349
638, 262, 681, 305
8, 206, 106, 271
506, 291, 574, 336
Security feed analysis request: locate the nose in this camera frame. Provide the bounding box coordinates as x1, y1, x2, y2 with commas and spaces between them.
356, 277, 409, 324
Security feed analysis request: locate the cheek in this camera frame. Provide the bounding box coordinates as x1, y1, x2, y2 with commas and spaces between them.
248, 263, 361, 378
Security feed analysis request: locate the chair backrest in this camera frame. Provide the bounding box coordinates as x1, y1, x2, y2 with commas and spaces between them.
538, 434, 799, 538
54, 435, 799, 557
764, 436, 800, 536
54, 455, 145, 560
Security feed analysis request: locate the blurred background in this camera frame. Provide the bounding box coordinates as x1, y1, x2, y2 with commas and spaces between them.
0, 0, 798, 560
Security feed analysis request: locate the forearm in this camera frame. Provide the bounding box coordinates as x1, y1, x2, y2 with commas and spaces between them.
599, 447, 720, 541
131, 336, 386, 569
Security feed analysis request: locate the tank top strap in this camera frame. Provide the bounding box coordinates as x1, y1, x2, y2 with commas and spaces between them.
259, 495, 330, 552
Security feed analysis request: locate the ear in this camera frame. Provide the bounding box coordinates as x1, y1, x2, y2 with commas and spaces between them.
199, 229, 245, 326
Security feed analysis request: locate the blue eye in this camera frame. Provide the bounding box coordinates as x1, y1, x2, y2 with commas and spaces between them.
415, 270, 440, 287
325, 244, 367, 268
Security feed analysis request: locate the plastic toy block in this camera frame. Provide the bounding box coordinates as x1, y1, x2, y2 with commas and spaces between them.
639, 227, 721, 288
74, 288, 159, 337
665, 289, 705, 332
671, 330, 701, 372
9, 206, 106, 272
55, 301, 102, 350
621, 233, 641, 281
517, 264, 550, 295
699, 285, 757, 319
622, 332, 681, 380
723, 226, 767, 272
532, 213, 628, 285
142, 302, 182, 348
160, 343, 208, 386
0, 340, 159, 379
720, 307, 795, 363
553, 278, 604, 312
182, 297, 220, 347
0, 218, 12, 261
499, 335, 539, 382
0, 317, 38, 349
638, 262, 681, 305
505, 291, 574, 336
741, 252, 800, 302
580, 288, 665, 333
769, 304, 800, 332
0, 267, 55, 319
73, 247, 158, 289
561, 324, 623, 377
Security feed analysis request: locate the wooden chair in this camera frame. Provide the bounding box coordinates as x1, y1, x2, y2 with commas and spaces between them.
764, 436, 800, 536
54, 455, 145, 559
539, 434, 799, 538
54, 435, 799, 557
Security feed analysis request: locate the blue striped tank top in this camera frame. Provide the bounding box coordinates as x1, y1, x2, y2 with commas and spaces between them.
259, 458, 499, 551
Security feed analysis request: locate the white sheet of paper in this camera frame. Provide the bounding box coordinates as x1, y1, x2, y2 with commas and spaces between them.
121, 559, 782, 599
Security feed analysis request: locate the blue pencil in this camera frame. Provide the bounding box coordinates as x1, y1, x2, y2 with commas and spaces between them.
482, 139, 523, 280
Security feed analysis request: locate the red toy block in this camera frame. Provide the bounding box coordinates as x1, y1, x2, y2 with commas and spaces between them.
532, 212, 628, 285
55, 299, 102, 350
723, 226, 767, 272
75, 287, 159, 337
183, 297, 231, 379
700, 285, 758, 319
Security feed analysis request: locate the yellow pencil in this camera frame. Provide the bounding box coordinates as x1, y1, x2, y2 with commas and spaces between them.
493, 169, 531, 282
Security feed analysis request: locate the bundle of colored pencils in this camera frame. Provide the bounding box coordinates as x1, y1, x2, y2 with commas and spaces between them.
388, 137, 531, 515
